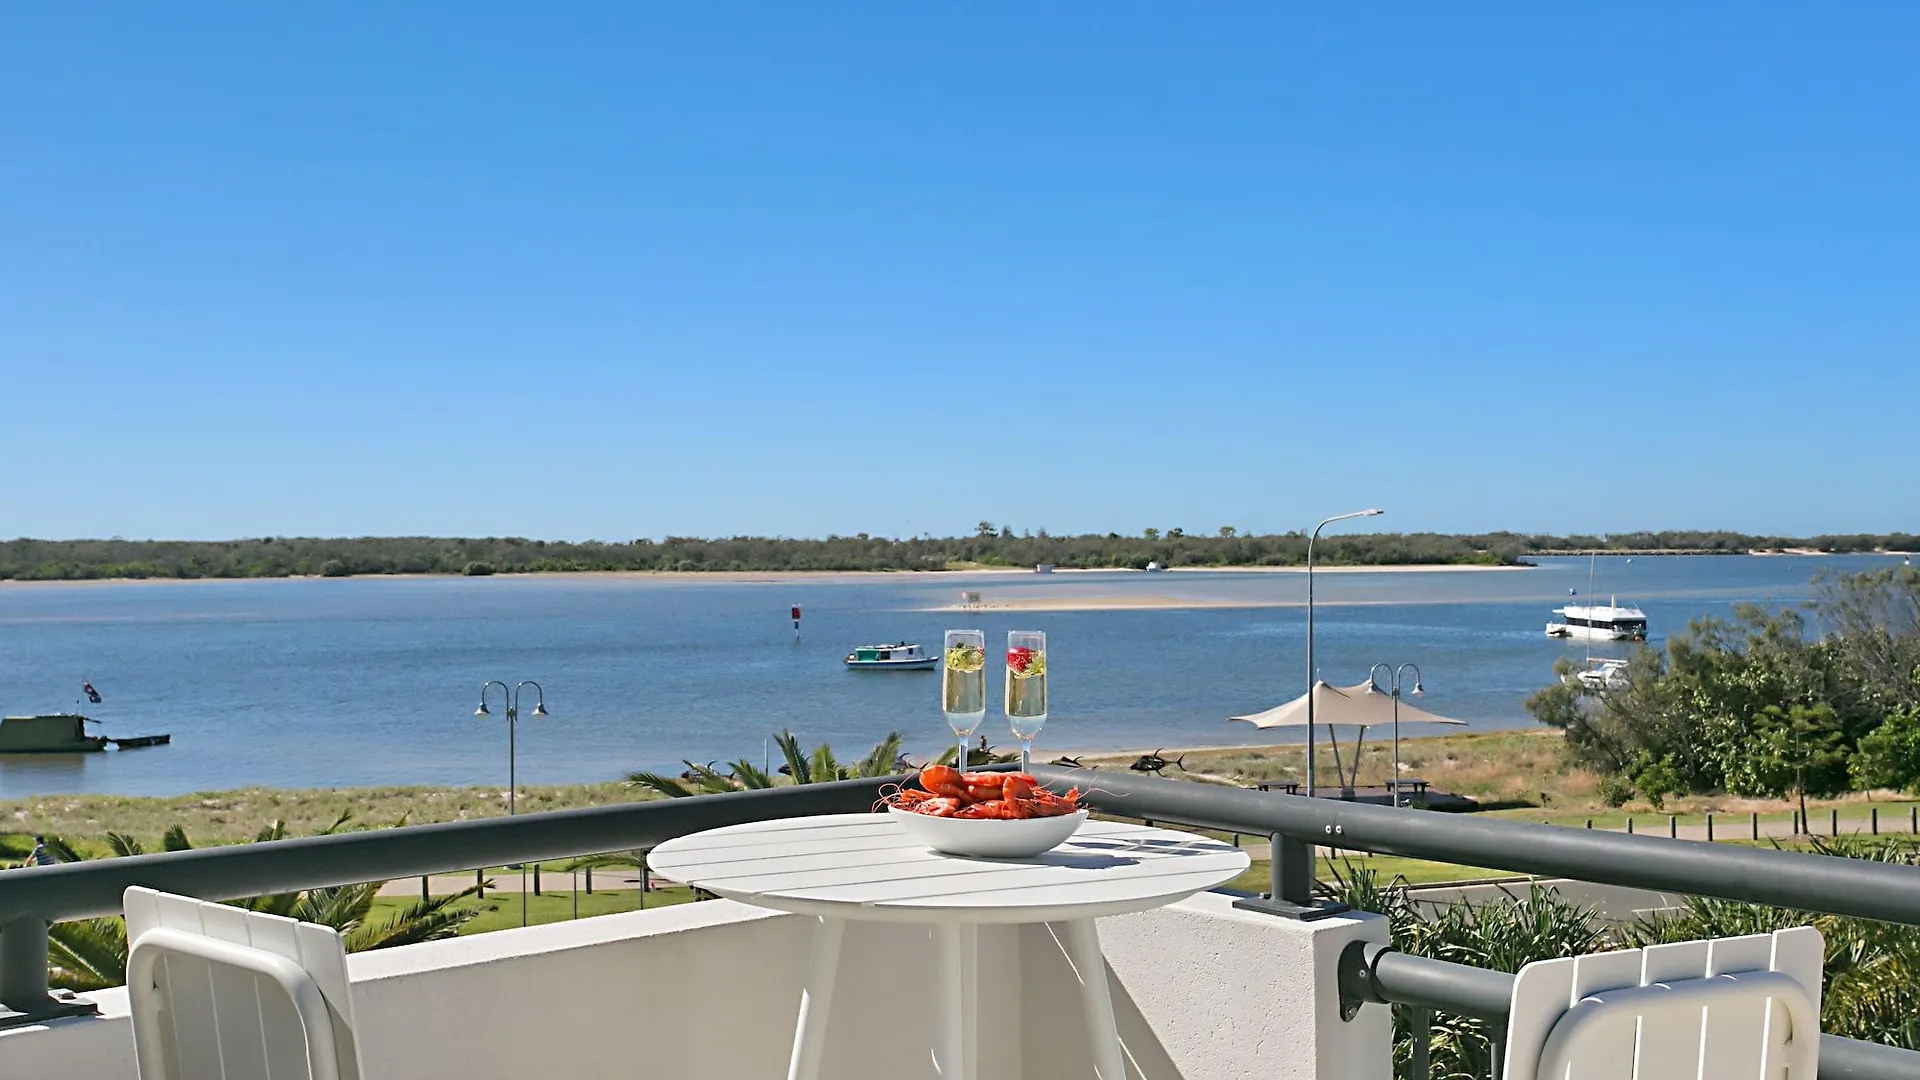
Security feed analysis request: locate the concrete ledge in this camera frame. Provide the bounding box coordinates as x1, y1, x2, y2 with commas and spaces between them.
2, 894, 1391, 1080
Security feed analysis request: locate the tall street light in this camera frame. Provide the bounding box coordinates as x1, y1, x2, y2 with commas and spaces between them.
1367, 662, 1423, 806
476, 679, 548, 925
1305, 508, 1382, 798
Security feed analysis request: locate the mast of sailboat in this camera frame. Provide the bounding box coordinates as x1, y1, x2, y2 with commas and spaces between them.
1585, 549, 1598, 665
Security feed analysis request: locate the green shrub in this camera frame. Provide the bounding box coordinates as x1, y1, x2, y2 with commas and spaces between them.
1595, 774, 1633, 807
462, 561, 496, 577
319, 559, 351, 578
1852, 707, 1920, 793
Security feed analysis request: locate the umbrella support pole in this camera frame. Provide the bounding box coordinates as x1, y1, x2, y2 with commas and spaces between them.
1327, 730, 1345, 799
1348, 727, 1368, 794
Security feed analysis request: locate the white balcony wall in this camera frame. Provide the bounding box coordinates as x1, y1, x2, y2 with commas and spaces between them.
0, 891, 1387, 1080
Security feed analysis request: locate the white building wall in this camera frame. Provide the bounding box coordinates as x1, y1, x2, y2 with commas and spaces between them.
0, 893, 1389, 1080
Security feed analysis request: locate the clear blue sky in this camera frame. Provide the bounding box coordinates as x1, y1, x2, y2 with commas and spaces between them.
3, 5, 1915, 542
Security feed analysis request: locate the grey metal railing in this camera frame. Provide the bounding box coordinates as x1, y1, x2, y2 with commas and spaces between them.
0, 776, 891, 1026
5, 765, 1918, 1078
1024, 764, 1920, 925
1024, 764, 1920, 1080
1338, 941, 1919, 1080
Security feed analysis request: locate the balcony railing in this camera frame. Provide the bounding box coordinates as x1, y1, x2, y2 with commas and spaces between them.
2, 766, 1917, 1080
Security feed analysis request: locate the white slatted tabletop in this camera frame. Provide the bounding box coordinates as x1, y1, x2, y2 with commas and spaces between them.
647, 813, 1250, 924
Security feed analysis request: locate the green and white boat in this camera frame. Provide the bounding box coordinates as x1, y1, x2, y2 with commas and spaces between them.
843, 642, 937, 671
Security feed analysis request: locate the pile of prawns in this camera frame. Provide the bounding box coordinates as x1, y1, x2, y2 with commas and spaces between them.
881, 764, 1084, 819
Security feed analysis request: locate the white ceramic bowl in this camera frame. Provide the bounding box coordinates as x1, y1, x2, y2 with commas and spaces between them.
888, 806, 1089, 858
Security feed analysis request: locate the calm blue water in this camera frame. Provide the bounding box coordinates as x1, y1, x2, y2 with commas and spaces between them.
0, 555, 1899, 797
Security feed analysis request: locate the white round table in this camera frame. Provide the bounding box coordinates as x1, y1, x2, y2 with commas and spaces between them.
649, 813, 1249, 1080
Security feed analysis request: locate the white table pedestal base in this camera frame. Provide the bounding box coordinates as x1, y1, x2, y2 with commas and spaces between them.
1060, 919, 1128, 1080
786, 916, 844, 1080
783, 917, 1126, 1080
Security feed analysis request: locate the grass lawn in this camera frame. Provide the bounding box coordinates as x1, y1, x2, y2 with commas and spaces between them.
1220, 853, 1519, 896
370, 885, 698, 935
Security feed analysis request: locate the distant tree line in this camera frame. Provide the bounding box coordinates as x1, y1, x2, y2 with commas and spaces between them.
0, 527, 1913, 581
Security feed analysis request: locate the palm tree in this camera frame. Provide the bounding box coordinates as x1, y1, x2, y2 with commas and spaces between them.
624, 730, 904, 797
29, 815, 486, 992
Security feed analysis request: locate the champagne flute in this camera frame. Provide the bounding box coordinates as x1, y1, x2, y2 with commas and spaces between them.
1004, 630, 1047, 771
942, 630, 987, 769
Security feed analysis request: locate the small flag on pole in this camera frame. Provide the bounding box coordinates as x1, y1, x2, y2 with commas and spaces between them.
791, 604, 802, 642
83, 680, 102, 705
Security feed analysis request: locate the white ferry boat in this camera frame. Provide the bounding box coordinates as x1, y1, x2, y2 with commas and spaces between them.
843, 642, 937, 671
1546, 600, 1648, 642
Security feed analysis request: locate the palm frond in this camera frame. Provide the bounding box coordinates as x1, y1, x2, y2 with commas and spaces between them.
729, 759, 776, 789
40, 835, 86, 864
104, 832, 145, 858
809, 742, 842, 783
774, 730, 812, 785
624, 770, 699, 798
289, 882, 380, 934
855, 732, 905, 778
682, 760, 742, 794
253, 819, 289, 844
344, 884, 486, 951
47, 918, 127, 992
161, 824, 193, 851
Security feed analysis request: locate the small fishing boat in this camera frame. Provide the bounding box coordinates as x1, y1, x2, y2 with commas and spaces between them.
843, 643, 938, 671
0, 714, 172, 753
1566, 658, 1632, 693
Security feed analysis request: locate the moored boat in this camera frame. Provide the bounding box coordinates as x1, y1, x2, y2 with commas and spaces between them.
843, 642, 938, 671
1566, 657, 1632, 692
1546, 600, 1647, 642
0, 714, 171, 753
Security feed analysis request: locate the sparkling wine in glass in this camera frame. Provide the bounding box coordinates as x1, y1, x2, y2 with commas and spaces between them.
1004, 630, 1047, 771
942, 630, 987, 768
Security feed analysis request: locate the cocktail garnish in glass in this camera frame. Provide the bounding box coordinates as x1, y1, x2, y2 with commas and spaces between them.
1004, 630, 1048, 771
942, 630, 987, 769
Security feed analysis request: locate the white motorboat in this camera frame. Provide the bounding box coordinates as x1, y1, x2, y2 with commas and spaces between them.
1547, 600, 1648, 642
843, 642, 937, 671
1566, 657, 1632, 693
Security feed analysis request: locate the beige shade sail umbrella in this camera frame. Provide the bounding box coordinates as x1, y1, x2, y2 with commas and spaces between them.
1231, 679, 1466, 795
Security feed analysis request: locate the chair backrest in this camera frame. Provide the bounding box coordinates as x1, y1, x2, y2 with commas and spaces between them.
1503, 927, 1822, 1080
124, 886, 364, 1080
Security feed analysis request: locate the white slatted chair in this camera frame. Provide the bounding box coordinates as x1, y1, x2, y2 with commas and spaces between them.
124, 886, 365, 1080
1503, 927, 1823, 1080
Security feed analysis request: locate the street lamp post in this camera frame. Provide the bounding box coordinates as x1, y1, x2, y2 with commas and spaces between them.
1305, 509, 1382, 798
1368, 662, 1424, 806
476, 680, 548, 925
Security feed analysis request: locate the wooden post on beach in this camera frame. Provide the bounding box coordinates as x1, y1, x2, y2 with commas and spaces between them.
1831, 807, 1839, 836
1872, 807, 1879, 835
1911, 806, 1916, 833
585, 866, 593, 894
1626, 818, 1633, 835
1752, 812, 1759, 840
533, 864, 541, 895
1585, 818, 1592, 829
1668, 815, 1677, 839
1706, 814, 1714, 842
476, 869, 486, 898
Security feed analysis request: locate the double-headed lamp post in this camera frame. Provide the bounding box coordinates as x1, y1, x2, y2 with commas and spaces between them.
1305, 508, 1383, 798
1367, 662, 1423, 806
476, 680, 548, 816
476, 680, 548, 927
